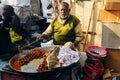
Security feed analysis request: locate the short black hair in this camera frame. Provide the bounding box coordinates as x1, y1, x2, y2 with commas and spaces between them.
3, 5, 15, 15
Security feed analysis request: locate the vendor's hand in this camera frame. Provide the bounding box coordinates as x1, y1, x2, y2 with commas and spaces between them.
38, 34, 48, 40
74, 41, 80, 51
39, 34, 51, 40
18, 45, 23, 53
74, 41, 79, 47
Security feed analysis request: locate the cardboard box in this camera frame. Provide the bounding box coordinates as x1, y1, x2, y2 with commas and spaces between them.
104, 2, 120, 10
102, 22, 120, 49
101, 0, 120, 10
98, 10, 120, 22
105, 0, 120, 2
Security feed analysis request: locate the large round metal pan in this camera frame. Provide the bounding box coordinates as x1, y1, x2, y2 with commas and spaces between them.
9, 48, 79, 76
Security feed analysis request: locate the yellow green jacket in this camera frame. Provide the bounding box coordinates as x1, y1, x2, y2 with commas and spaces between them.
42, 14, 83, 45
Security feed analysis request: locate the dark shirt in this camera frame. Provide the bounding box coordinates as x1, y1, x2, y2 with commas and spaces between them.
0, 14, 21, 54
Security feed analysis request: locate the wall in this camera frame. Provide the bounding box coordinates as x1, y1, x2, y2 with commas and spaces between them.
71, 0, 120, 50
71, 1, 102, 50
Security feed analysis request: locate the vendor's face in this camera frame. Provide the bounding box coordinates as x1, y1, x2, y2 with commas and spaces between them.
59, 5, 70, 19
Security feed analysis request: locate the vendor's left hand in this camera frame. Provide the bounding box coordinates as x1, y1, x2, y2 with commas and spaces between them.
74, 41, 80, 51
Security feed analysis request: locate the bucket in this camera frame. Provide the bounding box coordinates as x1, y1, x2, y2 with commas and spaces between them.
83, 59, 104, 80
86, 45, 107, 59
83, 45, 107, 80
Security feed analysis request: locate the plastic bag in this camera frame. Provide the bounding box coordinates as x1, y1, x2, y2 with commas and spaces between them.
9, 27, 22, 43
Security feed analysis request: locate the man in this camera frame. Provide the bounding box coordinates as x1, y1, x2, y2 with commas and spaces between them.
2, 5, 21, 34
0, 5, 21, 54
51, 0, 61, 17
39, 0, 53, 31
39, 2, 84, 48
40, 0, 61, 19
40, 0, 53, 19
1, 0, 31, 24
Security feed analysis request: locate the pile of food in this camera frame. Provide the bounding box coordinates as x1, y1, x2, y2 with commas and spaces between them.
9, 42, 80, 73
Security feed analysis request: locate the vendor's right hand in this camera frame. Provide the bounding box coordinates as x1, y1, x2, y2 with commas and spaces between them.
38, 34, 48, 40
